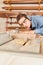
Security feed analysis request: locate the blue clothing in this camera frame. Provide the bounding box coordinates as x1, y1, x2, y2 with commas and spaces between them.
27, 15, 43, 35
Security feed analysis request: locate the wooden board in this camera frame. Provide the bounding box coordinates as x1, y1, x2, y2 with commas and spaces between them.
20, 38, 40, 53
0, 11, 17, 18
0, 33, 12, 46
7, 26, 26, 29
3, 0, 43, 4
6, 22, 18, 24
0, 11, 43, 18
39, 36, 43, 54
0, 39, 27, 51
2, 5, 43, 10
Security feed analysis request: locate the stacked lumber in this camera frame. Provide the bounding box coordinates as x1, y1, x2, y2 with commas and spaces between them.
2, 0, 43, 31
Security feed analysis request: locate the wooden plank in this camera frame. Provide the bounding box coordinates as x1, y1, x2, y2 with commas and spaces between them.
6, 22, 18, 24
0, 11, 43, 18
2, 5, 43, 10
0, 33, 12, 46
0, 11, 17, 18
20, 39, 40, 53
0, 11, 14, 15
8, 29, 29, 31
3, 0, 43, 4
39, 36, 43, 54
9, 12, 43, 17
8, 26, 26, 29
0, 39, 27, 51
7, 27, 30, 31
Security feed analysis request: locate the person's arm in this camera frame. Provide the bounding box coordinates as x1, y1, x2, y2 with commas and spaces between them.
28, 27, 43, 35
34, 28, 43, 35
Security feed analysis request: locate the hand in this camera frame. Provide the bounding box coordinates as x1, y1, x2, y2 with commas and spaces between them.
28, 30, 35, 34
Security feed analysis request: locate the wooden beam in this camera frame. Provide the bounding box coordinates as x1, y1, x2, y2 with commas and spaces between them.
3, 0, 43, 4
9, 12, 43, 18
8, 26, 26, 29
7, 27, 29, 31
0, 11, 18, 18
0, 11, 43, 18
8, 28, 29, 31
0, 11, 14, 18
2, 5, 43, 10
6, 22, 18, 24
